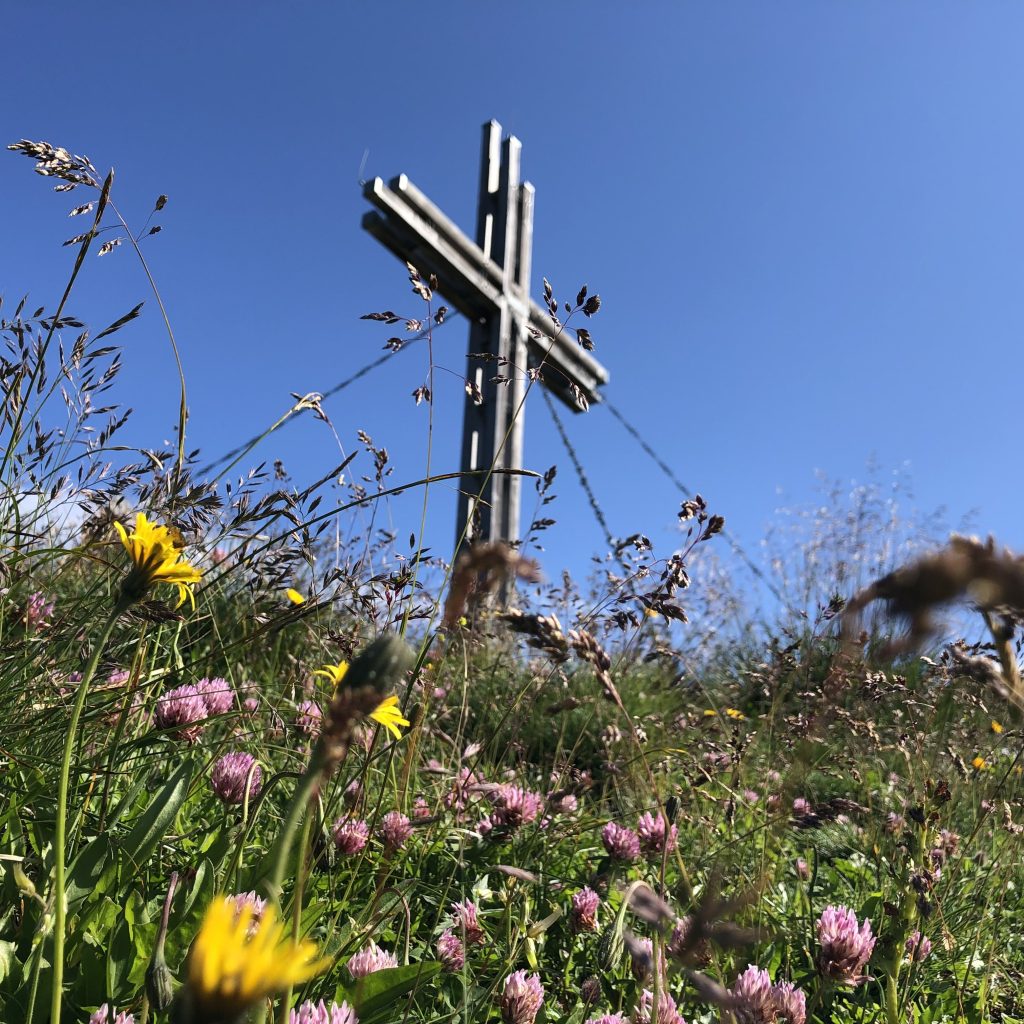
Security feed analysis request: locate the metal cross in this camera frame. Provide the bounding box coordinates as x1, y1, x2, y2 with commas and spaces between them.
362, 120, 609, 554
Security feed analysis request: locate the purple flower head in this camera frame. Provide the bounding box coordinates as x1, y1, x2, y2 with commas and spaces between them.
107, 669, 131, 686
547, 791, 579, 815
243, 696, 260, 715
450, 899, 486, 945
195, 677, 235, 716
729, 965, 774, 1024
905, 931, 933, 963
929, 828, 960, 868
379, 811, 412, 852
154, 683, 209, 742
290, 1000, 358, 1024
224, 891, 267, 938
742, 789, 760, 806
90, 1006, 134, 1024
885, 811, 905, 834
437, 929, 465, 972
210, 752, 262, 805
703, 750, 732, 771
580, 976, 603, 1005
24, 591, 55, 632
444, 767, 484, 812
332, 818, 370, 855
490, 785, 544, 829
296, 699, 323, 737
816, 905, 876, 984
602, 821, 641, 862
347, 942, 398, 978
412, 797, 431, 818
772, 982, 806, 1024
637, 812, 677, 856
792, 798, 812, 817
587, 1017, 628, 1024
571, 886, 601, 933
500, 970, 544, 1024
795, 858, 810, 880
633, 989, 685, 1024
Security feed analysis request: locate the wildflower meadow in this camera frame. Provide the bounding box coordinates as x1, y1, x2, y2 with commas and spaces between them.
3, 138, 1024, 1024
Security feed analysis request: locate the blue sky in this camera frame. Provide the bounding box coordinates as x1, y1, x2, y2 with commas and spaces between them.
4, 3, 1022, 604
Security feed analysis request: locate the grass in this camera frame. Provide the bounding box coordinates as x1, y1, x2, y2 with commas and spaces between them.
2, 139, 1024, 1024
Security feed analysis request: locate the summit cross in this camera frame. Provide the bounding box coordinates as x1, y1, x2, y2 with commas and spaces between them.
362, 120, 609, 554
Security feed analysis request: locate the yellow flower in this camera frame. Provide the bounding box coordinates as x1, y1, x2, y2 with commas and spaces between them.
369, 695, 410, 740
725, 708, 746, 721
703, 709, 718, 717
183, 897, 329, 1021
285, 588, 305, 605
972, 756, 987, 770
991, 720, 1004, 734
114, 512, 202, 609
313, 661, 350, 689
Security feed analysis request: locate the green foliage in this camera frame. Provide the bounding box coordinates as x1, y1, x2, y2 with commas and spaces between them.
1, 141, 1022, 1024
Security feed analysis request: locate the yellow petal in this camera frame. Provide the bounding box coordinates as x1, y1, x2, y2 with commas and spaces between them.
286, 588, 305, 605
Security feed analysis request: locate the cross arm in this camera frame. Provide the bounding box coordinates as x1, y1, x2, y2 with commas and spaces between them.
363, 174, 610, 411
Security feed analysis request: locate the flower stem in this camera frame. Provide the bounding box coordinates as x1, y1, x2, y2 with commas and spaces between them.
50, 603, 124, 1024
884, 971, 901, 1024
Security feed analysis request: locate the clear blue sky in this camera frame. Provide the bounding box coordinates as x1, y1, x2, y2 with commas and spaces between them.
4, 3, 1022, 601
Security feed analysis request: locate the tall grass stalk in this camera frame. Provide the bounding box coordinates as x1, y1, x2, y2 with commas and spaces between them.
49, 600, 128, 1024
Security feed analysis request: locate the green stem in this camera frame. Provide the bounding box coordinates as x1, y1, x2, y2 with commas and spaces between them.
265, 748, 327, 900
23, 941, 44, 1024
50, 603, 124, 1024
884, 971, 900, 1024
277, 813, 315, 1024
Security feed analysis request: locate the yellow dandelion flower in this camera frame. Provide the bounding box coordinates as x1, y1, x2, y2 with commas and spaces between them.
313, 661, 349, 689
369, 695, 410, 740
703, 709, 718, 717
114, 512, 202, 609
183, 897, 329, 1021
725, 708, 746, 721
991, 720, 1004, 734
286, 588, 306, 605
972, 756, 987, 770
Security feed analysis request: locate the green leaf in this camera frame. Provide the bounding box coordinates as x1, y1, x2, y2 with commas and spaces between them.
351, 962, 441, 1021
0, 939, 18, 986
116, 760, 193, 875
66, 835, 112, 911
174, 858, 214, 927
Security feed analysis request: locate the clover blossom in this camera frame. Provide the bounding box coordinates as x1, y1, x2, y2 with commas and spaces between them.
379, 811, 412, 852
437, 929, 465, 972
637, 812, 677, 856
347, 942, 398, 978
816, 905, 875, 984
500, 970, 544, 1024
602, 821, 641, 861
571, 886, 601, 933
210, 752, 262, 805
332, 818, 370, 855
290, 999, 358, 1024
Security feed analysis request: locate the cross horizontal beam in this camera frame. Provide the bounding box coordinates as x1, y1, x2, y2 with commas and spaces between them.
363, 174, 609, 410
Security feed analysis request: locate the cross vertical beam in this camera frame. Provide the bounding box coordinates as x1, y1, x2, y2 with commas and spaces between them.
457, 122, 535, 551
361, 120, 609, 558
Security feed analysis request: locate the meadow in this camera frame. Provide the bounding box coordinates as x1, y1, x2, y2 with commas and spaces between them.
2, 140, 1024, 1024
